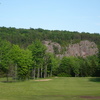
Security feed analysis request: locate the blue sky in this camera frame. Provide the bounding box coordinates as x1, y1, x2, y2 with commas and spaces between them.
0, 0, 100, 33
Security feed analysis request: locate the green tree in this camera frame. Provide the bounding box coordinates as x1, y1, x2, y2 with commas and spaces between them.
43, 53, 58, 77
58, 57, 72, 77
10, 45, 33, 80
0, 39, 12, 81
71, 57, 80, 77
97, 49, 100, 76
46, 53, 59, 77
93, 53, 100, 76
28, 40, 46, 79
17, 49, 33, 80
10, 45, 21, 80
58, 56, 81, 77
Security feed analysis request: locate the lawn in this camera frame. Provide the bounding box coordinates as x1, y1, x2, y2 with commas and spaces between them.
0, 77, 100, 100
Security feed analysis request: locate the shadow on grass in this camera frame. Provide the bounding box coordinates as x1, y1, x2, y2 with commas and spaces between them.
1, 80, 17, 83
89, 77, 100, 82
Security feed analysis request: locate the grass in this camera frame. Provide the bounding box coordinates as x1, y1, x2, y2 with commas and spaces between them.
0, 77, 100, 100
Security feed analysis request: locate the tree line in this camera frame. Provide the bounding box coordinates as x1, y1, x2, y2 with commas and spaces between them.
0, 27, 100, 81
0, 27, 100, 49
0, 39, 59, 81
0, 38, 100, 81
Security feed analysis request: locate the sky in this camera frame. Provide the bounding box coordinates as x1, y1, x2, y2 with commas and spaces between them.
0, 0, 100, 33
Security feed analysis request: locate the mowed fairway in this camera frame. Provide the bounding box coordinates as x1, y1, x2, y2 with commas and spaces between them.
0, 77, 100, 100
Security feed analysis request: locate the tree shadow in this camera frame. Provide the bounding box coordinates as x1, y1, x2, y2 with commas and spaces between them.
1, 80, 17, 83
89, 77, 100, 82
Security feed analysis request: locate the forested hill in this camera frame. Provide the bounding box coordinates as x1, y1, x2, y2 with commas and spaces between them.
0, 27, 100, 80
0, 27, 100, 49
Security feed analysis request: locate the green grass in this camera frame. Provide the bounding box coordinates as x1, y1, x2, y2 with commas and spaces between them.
0, 77, 100, 100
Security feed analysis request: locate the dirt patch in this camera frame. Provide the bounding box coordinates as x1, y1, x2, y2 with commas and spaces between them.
80, 96, 100, 99
34, 79, 52, 82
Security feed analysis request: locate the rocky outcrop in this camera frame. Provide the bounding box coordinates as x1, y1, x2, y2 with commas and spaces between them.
65, 40, 98, 57
43, 40, 98, 58
43, 41, 61, 54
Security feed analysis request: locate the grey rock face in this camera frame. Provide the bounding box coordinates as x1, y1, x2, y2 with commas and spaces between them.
43, 40, 98, 58
65, 40, 98, 57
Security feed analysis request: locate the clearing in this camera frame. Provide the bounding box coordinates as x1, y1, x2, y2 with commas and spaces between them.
0, 77, 100, 100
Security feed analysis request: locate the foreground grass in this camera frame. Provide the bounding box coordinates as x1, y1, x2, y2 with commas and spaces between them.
0, 77, 100, 100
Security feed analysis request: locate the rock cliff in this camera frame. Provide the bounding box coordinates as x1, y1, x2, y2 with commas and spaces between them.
43, 40, 98, 58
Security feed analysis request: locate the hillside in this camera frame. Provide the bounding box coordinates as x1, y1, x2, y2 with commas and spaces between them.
0, 27, 100, 49
0, 27, 100, 79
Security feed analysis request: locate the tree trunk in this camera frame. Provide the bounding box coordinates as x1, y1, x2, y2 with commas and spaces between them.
32, 67, 36, 79
28, 66, 30, 80
6, 72, 9, 82
44, 65, 47, 78
37, 67, 40, 78
50, 68, 52, 77
15, 64, 17, 80
40, 67, 43, 78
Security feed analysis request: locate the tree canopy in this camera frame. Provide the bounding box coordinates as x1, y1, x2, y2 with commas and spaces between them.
0, 27, 100, 81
